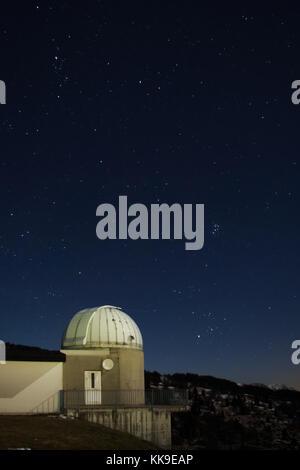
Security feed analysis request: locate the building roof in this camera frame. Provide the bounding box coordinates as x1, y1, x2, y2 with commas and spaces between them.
5, 343, 66, 362
61, 305, 143, 350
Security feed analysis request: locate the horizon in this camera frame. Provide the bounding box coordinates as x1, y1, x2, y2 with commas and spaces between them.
4, 338, 300, 391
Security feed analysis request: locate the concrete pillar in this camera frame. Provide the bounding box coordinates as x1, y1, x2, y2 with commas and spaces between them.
80, 406, 172, 448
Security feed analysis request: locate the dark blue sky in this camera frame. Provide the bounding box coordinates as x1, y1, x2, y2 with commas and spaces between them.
0, 2, 300, 388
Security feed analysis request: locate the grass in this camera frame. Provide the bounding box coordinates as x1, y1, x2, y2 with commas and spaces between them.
0, 415, 159, 450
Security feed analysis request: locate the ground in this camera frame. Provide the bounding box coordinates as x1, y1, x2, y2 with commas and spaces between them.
0, 415, 158, 450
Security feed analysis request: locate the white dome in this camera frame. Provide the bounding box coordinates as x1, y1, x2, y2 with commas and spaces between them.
61, 305, 143, 350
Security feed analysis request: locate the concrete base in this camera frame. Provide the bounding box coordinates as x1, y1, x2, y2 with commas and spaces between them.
68, 406, 178, 448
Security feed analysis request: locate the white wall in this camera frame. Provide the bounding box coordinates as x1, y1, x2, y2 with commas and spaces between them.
0, 361, 63, 414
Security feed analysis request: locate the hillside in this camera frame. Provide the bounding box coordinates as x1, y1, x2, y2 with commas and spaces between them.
0, 415, 158, 450
145, 371, 300, 450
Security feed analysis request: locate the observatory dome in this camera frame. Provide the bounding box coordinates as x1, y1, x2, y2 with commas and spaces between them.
61, 305, 143, 350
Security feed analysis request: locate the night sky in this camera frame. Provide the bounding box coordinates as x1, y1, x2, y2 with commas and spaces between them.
1, 2, 300, 388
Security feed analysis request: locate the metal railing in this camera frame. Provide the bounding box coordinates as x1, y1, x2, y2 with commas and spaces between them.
31, 390, 64, 414
145, 388, 188, 406
63, 388, 188, 409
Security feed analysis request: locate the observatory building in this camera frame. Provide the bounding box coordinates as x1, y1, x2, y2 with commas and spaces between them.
0, 305, 187, 447
62, 305, 145, 403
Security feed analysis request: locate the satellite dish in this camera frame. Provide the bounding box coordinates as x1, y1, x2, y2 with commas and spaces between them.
102, 358, 114, 370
